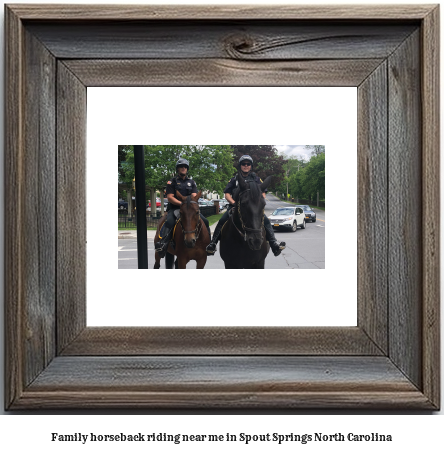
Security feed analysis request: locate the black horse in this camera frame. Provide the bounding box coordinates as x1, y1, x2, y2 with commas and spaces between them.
220, 174, 272, 269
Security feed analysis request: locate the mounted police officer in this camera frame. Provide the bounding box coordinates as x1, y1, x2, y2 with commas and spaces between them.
155, 158, 211, 258
206, 155, 286, 256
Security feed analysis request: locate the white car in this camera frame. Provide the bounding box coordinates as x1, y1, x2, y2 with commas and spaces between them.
269, 206, 306, 232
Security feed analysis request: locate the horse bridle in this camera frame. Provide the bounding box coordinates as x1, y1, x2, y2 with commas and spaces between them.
179, 198, 203, 238
233, 188, 265, 241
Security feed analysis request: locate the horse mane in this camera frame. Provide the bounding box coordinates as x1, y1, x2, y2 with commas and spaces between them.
232, 186, 240, 201
248, 180, 262, 202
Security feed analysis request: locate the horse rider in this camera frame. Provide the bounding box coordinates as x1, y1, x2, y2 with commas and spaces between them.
206, 155, 286, 257
155, 158, 211, 258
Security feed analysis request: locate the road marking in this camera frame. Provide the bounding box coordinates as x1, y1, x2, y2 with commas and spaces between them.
317, 218, 325, 222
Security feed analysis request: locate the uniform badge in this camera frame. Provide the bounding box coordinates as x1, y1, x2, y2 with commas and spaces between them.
187, 182, 191, 186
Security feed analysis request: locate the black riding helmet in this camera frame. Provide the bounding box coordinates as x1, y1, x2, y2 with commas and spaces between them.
176, 158, 189, 172
238, 154, 253, 173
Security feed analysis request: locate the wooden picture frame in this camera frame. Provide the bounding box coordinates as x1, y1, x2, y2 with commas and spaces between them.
5, 4, 440, 410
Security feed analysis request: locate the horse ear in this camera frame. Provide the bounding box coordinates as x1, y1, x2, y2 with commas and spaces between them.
260, 176, 272, 192
238, 173, 248, 192
176, 190, 185, 202
193, 190, 202, 201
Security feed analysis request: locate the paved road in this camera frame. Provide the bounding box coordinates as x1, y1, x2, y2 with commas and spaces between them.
118, 195, 325, 269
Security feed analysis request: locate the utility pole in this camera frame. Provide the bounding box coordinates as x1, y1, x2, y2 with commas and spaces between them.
286, 167, 289, 200
134, 145, 148, 269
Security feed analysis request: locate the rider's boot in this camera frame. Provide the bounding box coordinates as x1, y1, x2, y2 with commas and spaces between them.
155, 227, 172, 259
264, 223, 286, 257
206, 222, 223, 255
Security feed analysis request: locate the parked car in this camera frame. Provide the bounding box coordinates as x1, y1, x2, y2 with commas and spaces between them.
118, 201, 128, 211
148, 198, 161, 208
269, 206, 306, 231
217, 199, 228, 210
211, 199, 227, 210
295, 205, 316, 222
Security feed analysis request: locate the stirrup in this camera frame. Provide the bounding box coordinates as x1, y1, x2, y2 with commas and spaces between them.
271, 241, 286, 256
155, 241, 165, 253
206, 242, 217, 255
155, 239, 170, 257
157, 245, 168, 258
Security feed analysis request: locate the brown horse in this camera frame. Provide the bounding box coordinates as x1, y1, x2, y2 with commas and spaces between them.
153, 190, 210, 269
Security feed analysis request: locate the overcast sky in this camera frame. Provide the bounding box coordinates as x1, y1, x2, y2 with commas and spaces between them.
275, 145, 312, 160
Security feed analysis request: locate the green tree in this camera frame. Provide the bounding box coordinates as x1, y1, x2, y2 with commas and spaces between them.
285, 156, 307, 198
118, 145, 134, 200
298, 153, 325, 201
184, 145, 236, 196
118, 145, 133, 184
305, 145, 325, 156
119, 145, 235, 197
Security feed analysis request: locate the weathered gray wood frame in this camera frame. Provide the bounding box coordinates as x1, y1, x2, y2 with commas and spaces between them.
5, 5, 440, 409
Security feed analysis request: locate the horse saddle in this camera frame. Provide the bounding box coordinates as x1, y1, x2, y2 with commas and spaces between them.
159, 210, 181, 238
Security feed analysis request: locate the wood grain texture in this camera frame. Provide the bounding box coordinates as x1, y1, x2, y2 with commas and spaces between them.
4, 4, 440, 410
21, 27, 57, 387
26, 22, 416, 60
4, 4, 24, 410
15, 356, 433, 409
7, 4, 435, 20
56, 62, 87, 353
61, 327, 382, 356
357, 62, 388, 354
64, 59, 384, 87
421, 5, 440, 409
388, 31, 422, 389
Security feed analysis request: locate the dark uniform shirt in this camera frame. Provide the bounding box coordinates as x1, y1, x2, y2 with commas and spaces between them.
165, 175, 197, 210
224, 172, 266, 197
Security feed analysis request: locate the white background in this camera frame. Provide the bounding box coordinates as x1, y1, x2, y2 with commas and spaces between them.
0, 0, 442, 451
87, 87, 357, 326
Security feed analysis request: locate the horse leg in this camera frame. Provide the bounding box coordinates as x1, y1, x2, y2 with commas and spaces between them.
195, 257, 207, 269
165, 252, 175, 269
153, 252, 161, 269
223, 261, 242, 269
176, 256, 188, 269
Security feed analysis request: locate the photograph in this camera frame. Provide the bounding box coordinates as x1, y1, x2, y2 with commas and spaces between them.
2, 0, 440, 424
118, 145, 326, 269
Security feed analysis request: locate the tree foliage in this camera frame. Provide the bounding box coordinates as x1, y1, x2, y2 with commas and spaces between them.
118, 145, 236, 196
118, 144, 325, 203
273, 150, 325, 202
297, 153, 325, 200
305, 145, 325, 156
